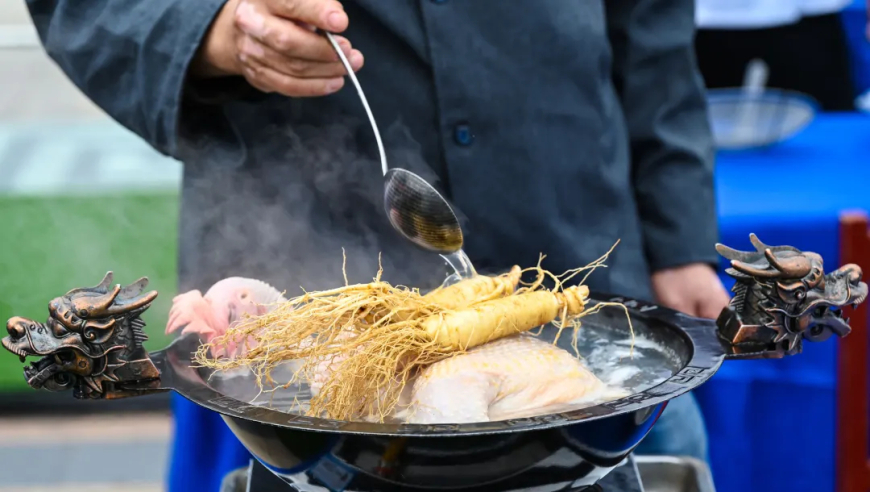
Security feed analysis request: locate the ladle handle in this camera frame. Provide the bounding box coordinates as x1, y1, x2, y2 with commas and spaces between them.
730, 58, 769, 145
321, 31, 388, 177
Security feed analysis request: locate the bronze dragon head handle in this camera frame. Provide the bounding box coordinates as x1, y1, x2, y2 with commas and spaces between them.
2, 272, 162, 398
716, 233, 867, 358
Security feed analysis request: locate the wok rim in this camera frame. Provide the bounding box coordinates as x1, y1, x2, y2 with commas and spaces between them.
157, 291, 727, 437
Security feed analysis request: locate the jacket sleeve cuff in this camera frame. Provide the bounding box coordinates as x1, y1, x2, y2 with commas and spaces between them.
644, 225, 721, 273
163, 0, 265, 156
184, 76, 269, 106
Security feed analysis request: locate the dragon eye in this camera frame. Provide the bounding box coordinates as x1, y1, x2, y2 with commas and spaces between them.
78, 309, 88, 317
781, 282, 808, 300
51, 322, 69, 337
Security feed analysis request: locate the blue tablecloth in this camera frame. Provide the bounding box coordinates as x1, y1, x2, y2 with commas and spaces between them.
697, 112, 870, 492
166, 113, 870, 492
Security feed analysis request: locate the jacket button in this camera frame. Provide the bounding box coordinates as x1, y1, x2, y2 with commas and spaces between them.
453, 123, 473, 146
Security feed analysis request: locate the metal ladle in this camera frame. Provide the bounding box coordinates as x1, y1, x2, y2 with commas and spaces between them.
322, 31, 477, 280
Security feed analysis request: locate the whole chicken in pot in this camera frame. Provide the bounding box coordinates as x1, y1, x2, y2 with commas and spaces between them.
398, 334, 627, 424
168, 277, 624, 423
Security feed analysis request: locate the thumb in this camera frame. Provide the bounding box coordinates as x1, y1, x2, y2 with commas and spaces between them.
697, 288, 732, 320
696, 300, 720, 320
269, 0, 348, 33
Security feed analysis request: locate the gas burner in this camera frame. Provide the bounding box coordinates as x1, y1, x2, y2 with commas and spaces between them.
220, 454, 708, 492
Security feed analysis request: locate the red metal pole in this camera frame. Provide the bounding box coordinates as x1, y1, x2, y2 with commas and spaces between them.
837, 211, 870, 492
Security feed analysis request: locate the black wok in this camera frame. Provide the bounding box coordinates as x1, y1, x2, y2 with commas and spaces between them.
3, 234, 866, 491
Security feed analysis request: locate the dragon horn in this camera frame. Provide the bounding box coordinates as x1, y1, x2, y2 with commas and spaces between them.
88, 284, 123, 315
119, 277, 150, 299
730, 259, 783, 278
106, 290, 159, 316
715, 243, 766, 263
750, 233, 801, 254
764, 249, 811, 278
65, 271, 115, 296
749, 233, 768, 253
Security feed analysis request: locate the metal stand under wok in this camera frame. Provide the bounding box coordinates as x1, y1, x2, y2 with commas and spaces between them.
220, 454, 714, 492
1, 233, 867, 491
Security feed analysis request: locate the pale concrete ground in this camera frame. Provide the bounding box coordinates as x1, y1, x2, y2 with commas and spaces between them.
0, 414, 172, 491
0, 5, 177, 490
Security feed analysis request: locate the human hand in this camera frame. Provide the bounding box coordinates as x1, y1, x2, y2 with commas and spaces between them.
191, 0, 363, 97
651, 263, 731, 319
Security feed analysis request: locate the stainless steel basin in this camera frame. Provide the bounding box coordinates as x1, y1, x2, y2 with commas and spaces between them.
635, 456, 717, 492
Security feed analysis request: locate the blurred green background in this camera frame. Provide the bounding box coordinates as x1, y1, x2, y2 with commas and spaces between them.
0, 193, 179, 391
0, 119, 183, 393
0, 17, 177, 490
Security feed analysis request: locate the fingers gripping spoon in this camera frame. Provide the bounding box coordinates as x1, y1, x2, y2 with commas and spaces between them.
322, 31, 477, 282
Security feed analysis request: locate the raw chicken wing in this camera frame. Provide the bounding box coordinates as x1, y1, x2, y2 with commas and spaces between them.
165, 277, 285, 357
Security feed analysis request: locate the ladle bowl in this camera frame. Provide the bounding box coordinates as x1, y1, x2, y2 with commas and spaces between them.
383, 168, 463, 254
323, 31, 465, 256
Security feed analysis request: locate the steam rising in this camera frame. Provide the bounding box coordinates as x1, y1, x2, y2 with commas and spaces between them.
177, 116, 452, 297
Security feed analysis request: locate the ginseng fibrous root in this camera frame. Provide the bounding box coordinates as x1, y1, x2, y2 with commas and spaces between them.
194, 244, 626, 423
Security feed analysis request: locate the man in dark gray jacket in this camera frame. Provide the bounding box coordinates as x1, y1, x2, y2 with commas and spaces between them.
25, 0, 730, 489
